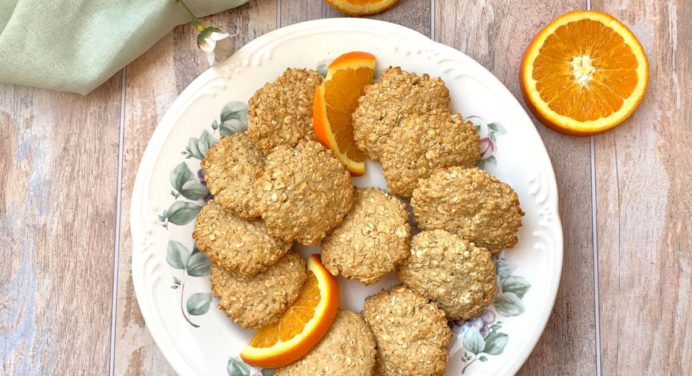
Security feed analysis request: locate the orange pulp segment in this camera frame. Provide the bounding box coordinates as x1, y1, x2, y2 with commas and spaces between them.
313, 51, 376, 175
323, 0, 399, 16
240, 255, 339, 368
520, 10, 649, 135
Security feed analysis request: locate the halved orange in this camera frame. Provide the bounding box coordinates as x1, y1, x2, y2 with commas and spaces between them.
520, 10, 649, 135
323, 0, 399, 16
240, 254, 339, 368
313, 51, 376, 175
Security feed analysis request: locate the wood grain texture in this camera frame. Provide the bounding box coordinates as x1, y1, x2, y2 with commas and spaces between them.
592, 0, 691, 374
112, 2, 278, 375
0, 77, 121, 374
434, 1, 599, 375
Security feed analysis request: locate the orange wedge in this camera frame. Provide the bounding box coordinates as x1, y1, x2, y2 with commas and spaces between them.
240, 254, 339, 368
520, 10, 649, 135
323, 0, 399, 16
313, 51, 376, 175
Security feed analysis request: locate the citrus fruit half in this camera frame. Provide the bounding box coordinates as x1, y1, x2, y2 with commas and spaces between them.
240, 254, 340, 368
520, 10, 649, 135
313, 51, 376, 175
323, 0, 399, 16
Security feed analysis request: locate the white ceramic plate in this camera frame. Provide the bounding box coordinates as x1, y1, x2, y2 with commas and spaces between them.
132, 18, 563, 376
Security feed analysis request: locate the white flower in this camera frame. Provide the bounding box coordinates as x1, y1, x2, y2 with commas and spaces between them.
197, 27, 235, 65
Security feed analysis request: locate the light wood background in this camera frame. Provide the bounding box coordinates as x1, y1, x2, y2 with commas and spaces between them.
0, 0, 689, 375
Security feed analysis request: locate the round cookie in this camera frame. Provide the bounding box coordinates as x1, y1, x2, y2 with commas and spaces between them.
257, 139, 354, 245
352, 67, 451, 160
247, 68, 323, 153
276, 310, 376, 376
200, 132, 263, 219
193, 199, 291, 276
411, 167, 524, 254
321, 188, 410, 285
398, 229, 497, 320
210, 251, 307, 329
380, 112, 480, 198
363, 285, 452, 376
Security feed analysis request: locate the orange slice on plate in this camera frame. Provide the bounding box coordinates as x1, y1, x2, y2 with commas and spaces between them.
240, 254, 340, 368
323, 0, 399, 16
520, 10, 649, 135
313, 51, 376, 175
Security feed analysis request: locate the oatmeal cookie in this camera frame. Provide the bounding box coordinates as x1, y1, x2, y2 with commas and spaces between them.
276, 310, 376, 376
363, 285, 451, 376
321, 188, 410, 285
380, 112, 480, 198
398, 229, 497, 320
193, 199, 290, 276
352, 67, 451, 160
257, 139, 354, 245
200, 132, 263, 219
247, 68, 323, 153
210, 251, 307, 328
411, 167, 524, 254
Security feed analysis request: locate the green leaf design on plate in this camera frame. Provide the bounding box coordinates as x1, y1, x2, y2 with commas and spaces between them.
167, 201, 202, 225
462, 327, 485, 355
261, 369, 275, 376
186, 292, 213, 316
227, 357, 251, 376
483, 331, 509, 355
502, 275, 531, 298
180, 180, 209, 201
170, 162, 193, 192
488, 122, 506, 134
493, 292, 525, 317
186, 130, 218, 159
186, 252, 211, 277
166, 240, 189, 269
198, 130, 217, 156
219, 101, 249, 137
316, 61, 328, 77
496, 257, 516, 279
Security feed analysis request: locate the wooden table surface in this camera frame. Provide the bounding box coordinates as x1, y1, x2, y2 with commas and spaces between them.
1, 0, 689, 375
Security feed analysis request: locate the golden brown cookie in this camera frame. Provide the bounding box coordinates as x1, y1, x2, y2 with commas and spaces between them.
276, 310, 376, 376
363, 285, 451, 376
398, 229, 497, 320
411, 167, 524, 254
210, 251, 307, 329
247, 68, 323, 153
257, 140, 354, 245
352, 67, 451, 160
322, 188, 410, 285
380, 112, 480, 198
193, 199, 291, 276
201, 132, 263, 219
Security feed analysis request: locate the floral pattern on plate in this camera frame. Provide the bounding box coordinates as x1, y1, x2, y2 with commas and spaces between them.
450, 256, 531, 373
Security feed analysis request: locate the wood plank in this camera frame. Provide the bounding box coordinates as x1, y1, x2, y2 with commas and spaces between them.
435, 1, 598, 375
113, 2, 278, 375
592, 0, 691, 374
0, 77, 121, 373
280, 0, 430, 35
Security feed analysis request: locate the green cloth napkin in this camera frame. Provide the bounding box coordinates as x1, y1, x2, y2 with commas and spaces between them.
0, 0, 247, 94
